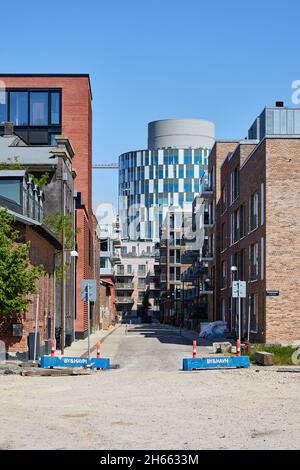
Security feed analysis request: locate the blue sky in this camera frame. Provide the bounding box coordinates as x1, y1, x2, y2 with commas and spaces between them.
0, 0, 299, 207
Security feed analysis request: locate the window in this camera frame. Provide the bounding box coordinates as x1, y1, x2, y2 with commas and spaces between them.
250, 243, 259, 280
231, 166, 239, 203
10, 92, 28, 125
249, 293, 258, 333
101, 239, 108, 252
117, 265, 124, 275
50, 92, 61, 125
0, 179, 21, 204
0, 91, 8, 124
138, 264, 146, 275
138, 278, 145, 286
30, 92, 48, 125
233, 208, 240, 242
250, 192, 259, 231
240, 204, 245, 238
127, 265, 132, 274
121, 246, 127, 255
221, 185, 226, 213
221, 223, 226, 251
221, 261, 227, 288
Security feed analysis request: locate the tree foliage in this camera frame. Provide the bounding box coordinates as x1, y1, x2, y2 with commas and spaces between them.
44, 211, 77, 280
0, 209, 43, 317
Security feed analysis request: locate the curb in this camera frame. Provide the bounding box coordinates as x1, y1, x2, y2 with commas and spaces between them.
80, 324, 121, 358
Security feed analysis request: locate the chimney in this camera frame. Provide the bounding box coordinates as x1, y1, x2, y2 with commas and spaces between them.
275, 101, 284, 108
4, 121, 14, 136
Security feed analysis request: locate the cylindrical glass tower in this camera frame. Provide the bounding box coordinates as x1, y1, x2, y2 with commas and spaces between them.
119, 119, 215, 241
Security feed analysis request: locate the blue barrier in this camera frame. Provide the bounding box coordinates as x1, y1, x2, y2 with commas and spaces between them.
183, 355, 250, 371
40, 356, 110, 370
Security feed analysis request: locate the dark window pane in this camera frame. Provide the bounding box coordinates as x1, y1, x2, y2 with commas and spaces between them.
0, 179, 21, 204
51, 92, 60, 125
30, 92, 48, 125
10, 92, 28, 126
0, 91, 8, 124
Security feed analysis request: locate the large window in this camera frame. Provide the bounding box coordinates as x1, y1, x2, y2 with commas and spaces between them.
0, 179, 21, 204
250, 192, 259, 231
10, 92, 28, 126
249, 293, 258, 333
250, 243, 259, 280
230, 166, 240, 203
51, 92, 60, 124
30, 92, 48, 125
3, 89, 61, 128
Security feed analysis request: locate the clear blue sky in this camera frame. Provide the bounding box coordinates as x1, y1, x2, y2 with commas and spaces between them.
0, 0, 299, 207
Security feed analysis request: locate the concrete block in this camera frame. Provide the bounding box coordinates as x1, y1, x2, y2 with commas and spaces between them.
255, 351, 274, 366
212, 342, 232, 353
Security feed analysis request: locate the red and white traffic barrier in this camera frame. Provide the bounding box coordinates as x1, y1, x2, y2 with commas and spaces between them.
51, 338, 56, 357
192, 340, 197, 359
96, 342, 101, 359
236, 339, 241, 357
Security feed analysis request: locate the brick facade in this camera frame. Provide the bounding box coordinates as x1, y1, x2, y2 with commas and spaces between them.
215, 137, 300, 344
0, 75, 94, 338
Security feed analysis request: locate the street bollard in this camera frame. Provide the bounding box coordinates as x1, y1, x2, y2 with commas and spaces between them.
192, 340, 197, 358
51, 338, 56, 357
96, 342, 101, 359
236, 339, 241, 357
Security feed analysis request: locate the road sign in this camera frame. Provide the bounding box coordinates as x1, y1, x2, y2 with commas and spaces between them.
238, 281, 246, 298
266, 290, 280, 297
81, 280, 97, 302
232, 281, 239, 298
232, 281, 246, 298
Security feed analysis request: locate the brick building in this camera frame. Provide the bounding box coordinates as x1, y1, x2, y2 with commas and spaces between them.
219, 136, 300, 343
0, 74, 94, 339
0, 130, 76, 357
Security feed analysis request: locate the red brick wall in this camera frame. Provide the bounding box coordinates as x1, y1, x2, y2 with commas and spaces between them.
0, 224, 55, 355
0, 76, 94, 336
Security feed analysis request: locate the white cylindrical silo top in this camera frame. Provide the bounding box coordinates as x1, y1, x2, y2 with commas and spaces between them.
148, 118, 215, 150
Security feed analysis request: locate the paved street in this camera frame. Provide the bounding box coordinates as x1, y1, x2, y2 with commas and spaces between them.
0, 323, 299, 450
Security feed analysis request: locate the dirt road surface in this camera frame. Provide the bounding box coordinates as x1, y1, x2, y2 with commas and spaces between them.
0, 324, 299, 450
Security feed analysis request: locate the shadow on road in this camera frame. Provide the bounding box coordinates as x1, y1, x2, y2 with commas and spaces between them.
123, 322, 214, 346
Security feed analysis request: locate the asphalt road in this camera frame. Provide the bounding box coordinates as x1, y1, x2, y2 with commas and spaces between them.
0, 322, 299, 450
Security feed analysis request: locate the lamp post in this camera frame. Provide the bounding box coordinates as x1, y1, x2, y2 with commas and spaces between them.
231, 265, 240, 342
60, 248, 78, 355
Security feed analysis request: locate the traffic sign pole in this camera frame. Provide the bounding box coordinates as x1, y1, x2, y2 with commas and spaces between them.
87, 284, 90, 359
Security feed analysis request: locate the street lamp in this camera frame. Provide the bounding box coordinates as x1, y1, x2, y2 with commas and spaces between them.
60, 248, 78, 355
231, 265, 240, 343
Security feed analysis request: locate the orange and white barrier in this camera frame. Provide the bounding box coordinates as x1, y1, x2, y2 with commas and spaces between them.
192, 340, 197, 359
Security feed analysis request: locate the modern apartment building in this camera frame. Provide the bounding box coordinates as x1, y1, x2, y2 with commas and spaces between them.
0, 74, 94, 340
119, 119, 215, 241
183, 103, 300, 343
115, 241, 159, 319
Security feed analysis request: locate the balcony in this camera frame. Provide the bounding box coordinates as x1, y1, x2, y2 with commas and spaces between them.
200, 183, 214, 198
101, 267, 115, 276
115, 297, 134, 305
203, 213, 214, 229
115, 283, 134, 290
200, 282, 214, 295
181, 250, 199, 264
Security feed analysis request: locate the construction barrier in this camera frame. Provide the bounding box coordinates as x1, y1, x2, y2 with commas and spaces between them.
183, 355, 250, 371
40, 356, 110, 370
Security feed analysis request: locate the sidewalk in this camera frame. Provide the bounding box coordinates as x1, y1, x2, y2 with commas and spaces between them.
55, 324, 121, 358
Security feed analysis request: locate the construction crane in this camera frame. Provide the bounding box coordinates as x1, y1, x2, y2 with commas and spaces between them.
92, 163, 119, 169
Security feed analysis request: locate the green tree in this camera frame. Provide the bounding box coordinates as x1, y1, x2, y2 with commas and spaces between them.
43, 211, 77, 280
0, 209, 43, 317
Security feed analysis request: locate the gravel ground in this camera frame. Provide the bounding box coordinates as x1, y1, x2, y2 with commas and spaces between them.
0, 324, 299, 450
